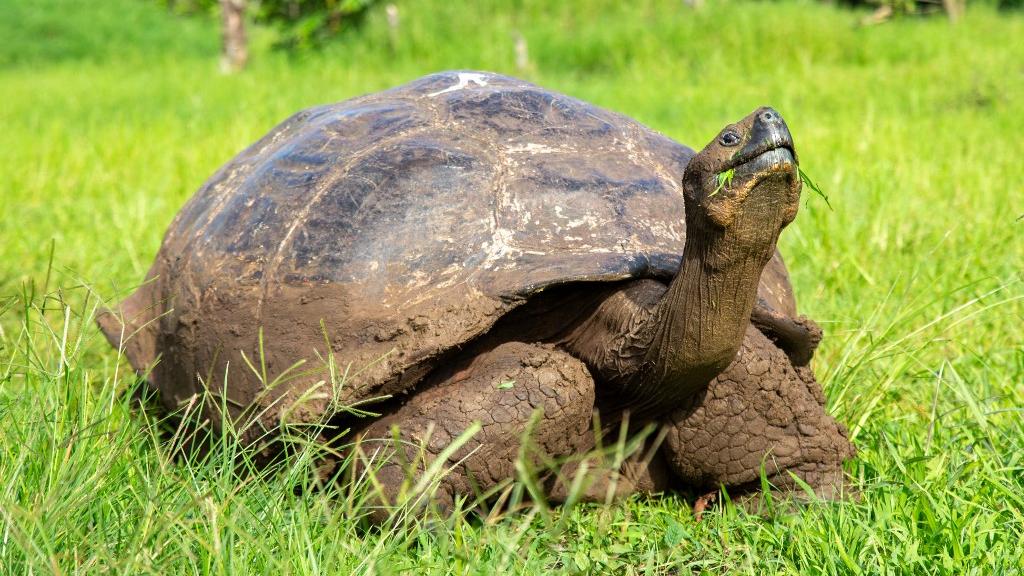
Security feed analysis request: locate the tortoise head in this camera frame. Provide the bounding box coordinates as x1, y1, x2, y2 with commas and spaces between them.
682, 107, 802, 235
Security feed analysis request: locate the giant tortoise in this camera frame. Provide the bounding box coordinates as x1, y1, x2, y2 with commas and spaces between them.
98, 71, 854, 517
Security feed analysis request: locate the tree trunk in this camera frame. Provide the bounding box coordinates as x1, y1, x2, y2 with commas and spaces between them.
219, 0, 248, 73
942, 0, 964, 22
386, 4, 400, 54
513, 31, 530, 73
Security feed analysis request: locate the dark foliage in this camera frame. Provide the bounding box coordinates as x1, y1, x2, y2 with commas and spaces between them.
830, 0, 1019, 11
159, 0, 380, 48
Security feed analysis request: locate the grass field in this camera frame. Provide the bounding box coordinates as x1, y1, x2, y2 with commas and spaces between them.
1, 0, 1023, 573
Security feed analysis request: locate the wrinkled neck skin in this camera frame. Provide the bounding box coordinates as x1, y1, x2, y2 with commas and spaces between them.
620, 175, 793, 415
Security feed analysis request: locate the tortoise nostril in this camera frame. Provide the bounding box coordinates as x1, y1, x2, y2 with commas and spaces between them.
760, 110, 776, 123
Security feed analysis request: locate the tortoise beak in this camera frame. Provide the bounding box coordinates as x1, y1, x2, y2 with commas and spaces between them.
735, 107, 797, 166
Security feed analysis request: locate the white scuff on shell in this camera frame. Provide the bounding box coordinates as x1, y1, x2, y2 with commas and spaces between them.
405, 269, 431, 288
427, 72, 491, 97
480, 227, 519, 269
506, 143, 560, 154
431, 262, 471, 290
647, 220, 685, 243
565, 213, 602, 230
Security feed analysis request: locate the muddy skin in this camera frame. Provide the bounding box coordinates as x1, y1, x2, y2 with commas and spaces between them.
349, 342, 596, 523
350, 323, 852, 520
97, 71, 855, 521
661, 324, 855, 502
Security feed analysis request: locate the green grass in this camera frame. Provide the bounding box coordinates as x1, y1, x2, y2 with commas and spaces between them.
2, 0, 1023, 572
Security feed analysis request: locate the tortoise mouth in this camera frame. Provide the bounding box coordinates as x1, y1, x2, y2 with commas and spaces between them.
708, 146, 797, 199
732, 143, 795, 170
718, 144, 796, 183
742, 146, 795, 172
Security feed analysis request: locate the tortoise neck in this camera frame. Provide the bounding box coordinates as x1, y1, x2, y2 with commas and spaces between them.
632, 209, 784, 412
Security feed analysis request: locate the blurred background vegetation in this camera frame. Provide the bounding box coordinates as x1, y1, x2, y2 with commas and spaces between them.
3, 0, 1019, 70
1, 0, 1022, 572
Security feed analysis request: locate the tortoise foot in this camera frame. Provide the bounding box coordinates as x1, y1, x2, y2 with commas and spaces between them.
349, 342, 596, 523
661, 325, 855, 507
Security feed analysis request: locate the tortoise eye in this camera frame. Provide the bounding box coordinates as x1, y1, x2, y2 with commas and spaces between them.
719, 131, 741, 147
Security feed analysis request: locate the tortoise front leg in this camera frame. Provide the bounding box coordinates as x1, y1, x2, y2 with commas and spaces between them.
350, 342, 596, 521
660, 325, 855, 505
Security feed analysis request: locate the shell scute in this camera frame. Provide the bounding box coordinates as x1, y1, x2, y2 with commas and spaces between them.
283, 135, 496, 290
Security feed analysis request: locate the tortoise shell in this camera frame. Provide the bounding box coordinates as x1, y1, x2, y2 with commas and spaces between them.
100, 71, 797, 439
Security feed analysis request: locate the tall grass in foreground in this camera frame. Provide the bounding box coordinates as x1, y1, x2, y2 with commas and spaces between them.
2, 275, 1021, 573
1, 0, 1023, 572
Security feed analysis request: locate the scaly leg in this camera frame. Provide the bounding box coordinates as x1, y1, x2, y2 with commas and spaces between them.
661, 325, 855, 505
351, 342, 595, 521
